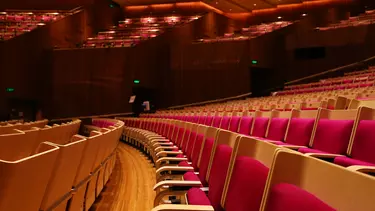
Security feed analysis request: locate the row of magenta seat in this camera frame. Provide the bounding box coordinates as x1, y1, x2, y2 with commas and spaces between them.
120, 109, 375, 211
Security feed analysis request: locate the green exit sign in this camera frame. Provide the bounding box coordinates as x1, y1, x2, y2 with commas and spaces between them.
251, 60, 258, 64
6, 88, 14, 92
133, 80, 140, 84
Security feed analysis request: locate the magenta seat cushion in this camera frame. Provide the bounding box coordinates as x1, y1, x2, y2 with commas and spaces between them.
266, 183, 335, 211
179, 161, 192, 168
198, 138, 214, 187
229, 116, 241, 132
311, 119, 354, 154
350, 120, 375, 164
334, 156, 375, 167
252, 117, 269, 137
225, 156, 269, 211
208, 144, 233, 211
212, 116, 222, 128
187, 188, 211, 206
176, 154, 184, 158
267, 118, 289, 141
220, 116, 231, 130
238, 116, 253, 135
183, 172, 201, 184
285, 118, 315, 146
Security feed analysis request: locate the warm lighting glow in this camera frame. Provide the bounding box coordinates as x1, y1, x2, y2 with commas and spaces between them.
124, 19, 132, 24
164, 16, 181, 24
148, 29, 159, 32
278, 16, 282, 19
150, 3, 174, 10
141, 17, 156, 24
37, 23, 45, 26
302, 13, 307, 16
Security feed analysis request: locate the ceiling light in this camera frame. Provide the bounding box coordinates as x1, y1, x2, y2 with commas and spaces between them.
278, 16, 282, 19
254, 4, 257, 6
302, 13, 307, 17
215, 1, 218, 4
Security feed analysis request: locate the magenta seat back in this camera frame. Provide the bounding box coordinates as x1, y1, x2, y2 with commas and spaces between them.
181, 129, 191, 152
228, 116, 241, 132
191, 134, 205, 170
205, 116, 214, 126
220, 116, 231, 130
311, 119, 354, 154
192, 116, 199, 123
350, 120, 375, 164
208, 144, 233, 211
251, 117, 269, 137
224, 156, 269, 211
267, 118, 289, 141
198, 137, 214, 186
175, 127, 185, 146
265, 183, 335, 211
186, 116, 194, 122
198, 116, 207, 124
285, 118, 315, 146
238, 117, 253, 135
186, 131, 197, 160
211, 116, 221, 128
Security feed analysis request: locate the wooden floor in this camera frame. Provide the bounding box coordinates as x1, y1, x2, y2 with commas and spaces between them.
91, 142, 156, 211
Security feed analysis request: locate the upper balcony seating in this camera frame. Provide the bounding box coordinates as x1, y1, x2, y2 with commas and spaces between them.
194, 21, 293, 43
318, 10, 375, 31
0, 11, 69, 41
82, 15, 200, 48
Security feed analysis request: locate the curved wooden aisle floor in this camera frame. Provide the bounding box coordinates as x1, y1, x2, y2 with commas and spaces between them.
91, 142, 156, 211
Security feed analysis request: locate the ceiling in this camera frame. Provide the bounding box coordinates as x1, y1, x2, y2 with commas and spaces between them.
116, 0, 354, 14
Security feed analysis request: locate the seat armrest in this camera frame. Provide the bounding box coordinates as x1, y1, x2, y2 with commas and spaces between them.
152, 205, 214, 211
156, 157, 188, 166
347, 165, 375, 174
156, 166, 194, 175
155, 146, 179, 152
281, 145, 307, 150
156, 151, 183, 157
305, 153, 344, 158
153, 180, 202, 191
151, 139, 170, 143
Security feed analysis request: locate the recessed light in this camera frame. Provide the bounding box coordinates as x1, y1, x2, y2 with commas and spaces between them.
278, 16, 282, 19
254, 3, 257, 6
302, 13, 307, 16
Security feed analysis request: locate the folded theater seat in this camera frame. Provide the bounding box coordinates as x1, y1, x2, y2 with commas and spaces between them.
152, 135, 288, 211
155, 126, 218, 184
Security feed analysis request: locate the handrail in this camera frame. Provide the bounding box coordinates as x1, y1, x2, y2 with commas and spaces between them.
167, 92, 252, 109
50, 112, 133, 122
284, 55, 375, 86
